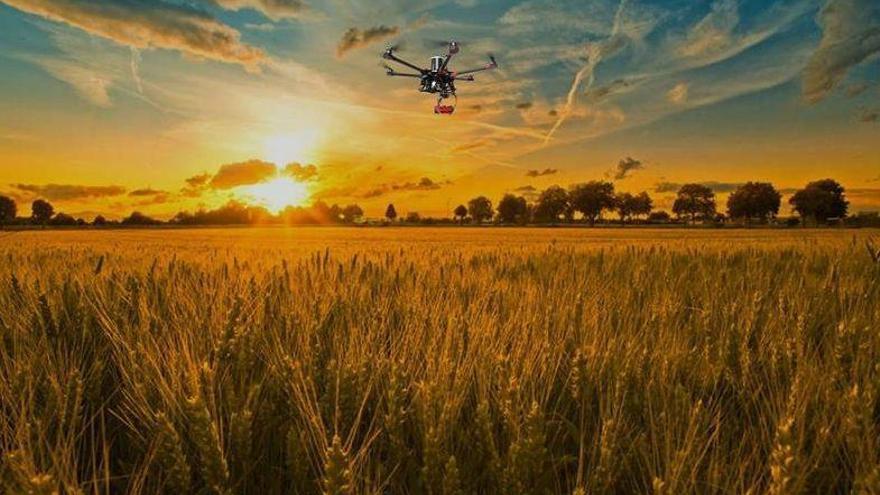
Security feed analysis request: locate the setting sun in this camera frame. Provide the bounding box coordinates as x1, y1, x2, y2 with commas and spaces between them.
242, 176, 309, 213
264, 131, 320, 166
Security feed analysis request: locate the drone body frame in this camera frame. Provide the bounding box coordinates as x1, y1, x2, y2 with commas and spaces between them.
381, 41, 497, 115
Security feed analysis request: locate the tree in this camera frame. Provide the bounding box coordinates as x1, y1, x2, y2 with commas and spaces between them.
342, 204, 364, 223
632, 192, 653, 220
614, 192, 637, 223
789, 179, 848, 224
405, 211, 421, 223
497, 194, 528, 224
569, 181, 615, 226
467, 196, 494, 223
0, 195, 15, 224
121, 211, 160, 225
672, 184, 716, 224
49, 212, 77, 226
648, 211, 671, 223
92, 215, 107, 226
31, 199, 54, 225
385, 203, 398, 222
534, 185, 569, 223
726, 182, 781, 224
453, 204, 468, 223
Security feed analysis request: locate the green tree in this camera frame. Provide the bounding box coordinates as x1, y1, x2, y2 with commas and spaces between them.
468, 196, 494, 223
614, 192, 637, 223
672, 184, 716, 224
569, 181, 615, 226
727, 182, 781, 224
49, 212, 77, 226
632, 192, 653, 220
534, 185, 569, 223
385, 203, 398, 222
31, 199, 54, 225
121, 211, 160, 225
453, 204, 468, 223
788, 179, 848, 224
342, 204, 364, 223
497, 194, 528, 224
0, 195, 16, 224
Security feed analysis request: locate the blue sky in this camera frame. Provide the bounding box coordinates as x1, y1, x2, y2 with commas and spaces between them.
0, 0, 877, 217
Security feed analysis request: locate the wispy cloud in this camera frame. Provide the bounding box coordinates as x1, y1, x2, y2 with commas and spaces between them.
336, 25, 400, 58
803, 0, 880, 103
10, 183, 127, 201
212, 0, 308, 20
525, 168, 558, 177
1, 0, 266, 69
608, 157, 644, 180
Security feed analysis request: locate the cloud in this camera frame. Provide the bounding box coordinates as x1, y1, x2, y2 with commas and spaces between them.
802, 0, 880, 103
336, 25, 400, 58
37, 59, 113, 107
667, 82, 689, 104
861, 108, 879, 123
584, 77, 641, 102
10, 183, 127, 201
283, 163, 319, 181
1, 0, 266, 69
609, 157, 644, 180
654, 181, 743, 194
212, 0, 307, 20
359, 177, 446, 198
209, 159, 277, 189
186, 173, 212, 188
515, 102, 534, 110
845, 82, 870, 97
128, 188, 166, 197
526, 168, 558, 177
678, 0, 739, 58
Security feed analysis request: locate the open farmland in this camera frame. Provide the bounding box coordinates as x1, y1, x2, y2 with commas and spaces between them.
1, 228, 879, 494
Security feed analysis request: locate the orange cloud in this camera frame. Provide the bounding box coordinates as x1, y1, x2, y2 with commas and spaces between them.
210, 159, 278, 189
10, 183, 126, 201
213, 0, 307, 20
336, 25, 400, 58
1, 0, 266, 69
283, 163, 319, 181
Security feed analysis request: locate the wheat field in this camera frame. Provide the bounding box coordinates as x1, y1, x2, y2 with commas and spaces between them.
1, 227, 878, 494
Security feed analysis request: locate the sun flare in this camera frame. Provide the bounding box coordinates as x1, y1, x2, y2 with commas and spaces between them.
243, 177, 309, 213
264, 130, 320, 165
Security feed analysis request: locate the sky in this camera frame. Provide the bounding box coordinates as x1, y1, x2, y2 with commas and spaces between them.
0, 0, 878, 219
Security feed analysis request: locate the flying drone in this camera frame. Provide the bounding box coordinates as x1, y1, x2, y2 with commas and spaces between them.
381, 40, 498, 115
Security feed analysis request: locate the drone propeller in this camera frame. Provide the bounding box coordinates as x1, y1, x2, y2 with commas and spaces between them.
425, 38, 462, 54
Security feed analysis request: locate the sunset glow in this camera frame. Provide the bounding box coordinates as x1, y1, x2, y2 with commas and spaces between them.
242, 177, 310, 213
0, 0, 877, 220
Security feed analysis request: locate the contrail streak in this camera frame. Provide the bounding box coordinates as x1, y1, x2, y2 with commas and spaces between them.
130, 46, 144, 95
543, 0, 628, 145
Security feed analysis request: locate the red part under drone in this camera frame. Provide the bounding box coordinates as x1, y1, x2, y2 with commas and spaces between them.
381, 41, 498, 115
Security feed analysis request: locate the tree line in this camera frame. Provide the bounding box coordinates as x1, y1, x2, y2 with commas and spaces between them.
0, 178, 873, 228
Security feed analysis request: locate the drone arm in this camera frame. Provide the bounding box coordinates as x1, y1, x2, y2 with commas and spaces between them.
455, 56, 498, 76
454, 75, 475, 81
439, 52, 455, 73
455, 65, 495, 76
383, 52, 425, 73
387, 71, 422, 78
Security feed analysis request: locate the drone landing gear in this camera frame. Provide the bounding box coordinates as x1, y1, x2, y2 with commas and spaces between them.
434, 94, 457, 115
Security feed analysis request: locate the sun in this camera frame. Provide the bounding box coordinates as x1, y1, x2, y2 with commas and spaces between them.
243, 177, 310, 213
264, 130, 320, 165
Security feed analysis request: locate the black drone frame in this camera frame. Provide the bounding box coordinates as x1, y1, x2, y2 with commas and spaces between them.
381, 41, 497, 89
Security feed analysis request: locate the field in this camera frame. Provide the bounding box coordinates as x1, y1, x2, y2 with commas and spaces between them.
1, 227, 879, 494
